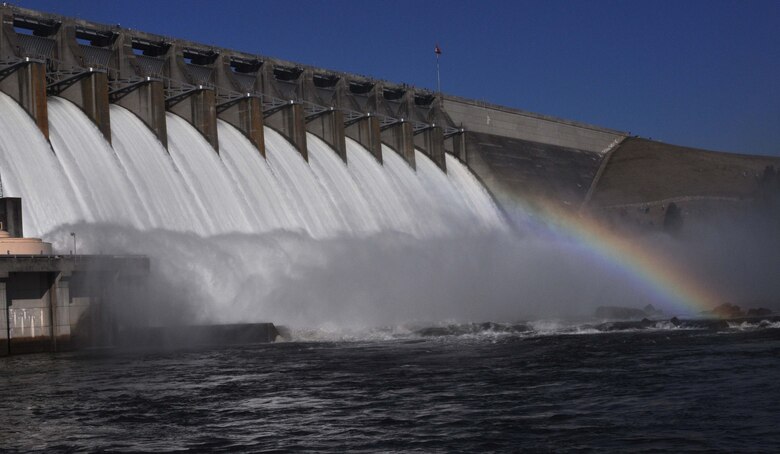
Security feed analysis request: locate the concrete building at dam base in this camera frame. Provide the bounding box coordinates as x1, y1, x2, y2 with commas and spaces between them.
0, 197, 150, 357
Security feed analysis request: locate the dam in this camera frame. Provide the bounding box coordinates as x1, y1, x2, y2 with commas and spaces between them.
0, 5, 778, 354
1, 4, 777, 228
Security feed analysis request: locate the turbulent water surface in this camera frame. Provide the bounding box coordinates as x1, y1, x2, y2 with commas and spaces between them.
2, 326, 779, 451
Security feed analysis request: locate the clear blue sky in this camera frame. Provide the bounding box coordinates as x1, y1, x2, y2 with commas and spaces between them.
12, 0, 780, 156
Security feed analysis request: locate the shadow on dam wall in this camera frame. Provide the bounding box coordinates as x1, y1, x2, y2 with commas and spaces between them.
462, 131, 603, 211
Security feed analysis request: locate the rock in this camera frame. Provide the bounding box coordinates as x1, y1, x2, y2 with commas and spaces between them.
747, 307, 773, 317
594, 306, 647, 320
710, 303, 745, 318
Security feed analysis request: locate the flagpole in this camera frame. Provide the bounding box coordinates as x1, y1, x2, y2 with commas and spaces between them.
435, 43, 442, 108
436, 52, 441, 96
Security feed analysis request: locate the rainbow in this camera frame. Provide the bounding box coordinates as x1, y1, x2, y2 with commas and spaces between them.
506, 197, 721, 316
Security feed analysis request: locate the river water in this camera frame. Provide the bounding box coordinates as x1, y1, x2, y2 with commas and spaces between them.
2, 324, 779, 452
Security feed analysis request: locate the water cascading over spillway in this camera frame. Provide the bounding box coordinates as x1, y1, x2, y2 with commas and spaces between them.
0, 92, 84, 237
263, 127, 346, 237
48, 97, 152, 230
443, 154, 506, 231
344, 138, 419, 234
111, 105, 212, 235
381, 145, 453, 235
0, 91, 532, 328
306, 133, 381, 234
0, 89, 505, 241
166, 113, 257, 235
217, 121, 297, 233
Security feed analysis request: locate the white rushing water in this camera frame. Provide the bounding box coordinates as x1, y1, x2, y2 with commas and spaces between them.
0, 93, 549, 328
217, 120, 302, 233
0, 92, 83, 237
381, 144, 450, 235
111, 105, 211, 235
306, 133, 380, 234
444, 154, 506, 230
344, 138, 418, 234
1, 94, 506, 241
166, 113, 255, 235
48, 97, 151, 230
264, 127, 344, 237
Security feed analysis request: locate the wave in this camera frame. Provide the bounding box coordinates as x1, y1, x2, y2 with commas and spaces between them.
726, 320, 780, 331
284, 317, 780, 342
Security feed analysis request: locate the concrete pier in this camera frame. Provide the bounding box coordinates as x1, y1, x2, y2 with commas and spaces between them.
0, 9, 49, 139
113, 78, 168, 148
416, 125, 446, 171
298, 69, 347, 160
215, 55, 265, 155
111, 33, 169, 148
121, 323, 279, 349
382, 120, 416, 168
219, 96, 265, 155
260, 63, 308, 158
164, 44, 219, 152
265, 101, 308, 160
307, 108, 347, 161
51, 23, 113, 143
346, 114, 383, 163
446, 130, 467, 162
57, 71, 112, 143
168, 88, 219, 152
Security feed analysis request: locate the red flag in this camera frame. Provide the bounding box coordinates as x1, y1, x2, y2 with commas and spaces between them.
434, 44, 442, 55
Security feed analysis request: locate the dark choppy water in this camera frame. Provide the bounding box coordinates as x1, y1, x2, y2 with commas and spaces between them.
2, 323, 780, 452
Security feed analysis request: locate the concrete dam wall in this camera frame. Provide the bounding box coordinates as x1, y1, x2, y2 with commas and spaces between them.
0, 4, 777, 233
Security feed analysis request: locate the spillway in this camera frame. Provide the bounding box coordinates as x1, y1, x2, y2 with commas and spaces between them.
166, 113, 256, 235
264, 127, 345, 237
0, 88, 506, 241
0, 92, 518, 328
307, 133, 380, 235
48, 97, 151, 230
444, 154, 506, 230
381, 145, 450, 236
0, 92, 83, 237
111, 105, 213, 235
218, 120, 301, 233
344, 138, 418, 235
